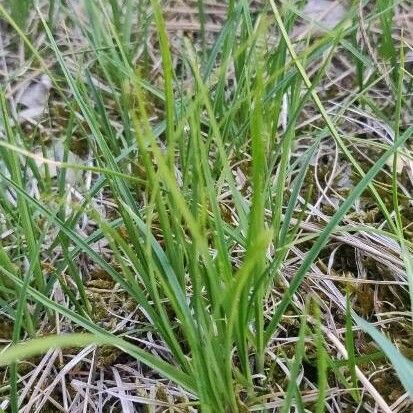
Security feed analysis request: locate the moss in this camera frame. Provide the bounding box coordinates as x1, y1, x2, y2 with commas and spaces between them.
370, 368, 405, 404
351, 284, 375, 317
68, 135, 89, 158
96, 346, 122, 369
0, 321, 13, 340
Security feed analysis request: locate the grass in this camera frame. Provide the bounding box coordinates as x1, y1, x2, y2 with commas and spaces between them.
0, 0, 412, 411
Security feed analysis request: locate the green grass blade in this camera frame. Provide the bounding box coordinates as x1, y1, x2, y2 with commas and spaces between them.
354, 313, 413, 399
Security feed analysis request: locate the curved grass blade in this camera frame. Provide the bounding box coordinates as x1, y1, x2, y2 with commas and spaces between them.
354, 313, 413, 399
0, 265, 195, 393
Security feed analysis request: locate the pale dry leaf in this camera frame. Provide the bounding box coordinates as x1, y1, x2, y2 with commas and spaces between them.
17, 74, 52, 122
33, 141, 82, 186
18, 106, 47, 122
293, 0, 347, 39
385, 154, 412, 174
18, 74, 52, 108
0, 400, 8, 411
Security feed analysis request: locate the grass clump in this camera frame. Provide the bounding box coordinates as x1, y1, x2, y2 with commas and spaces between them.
0, 0, 412, 412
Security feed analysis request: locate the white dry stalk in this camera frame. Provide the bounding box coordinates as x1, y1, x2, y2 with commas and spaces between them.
70, 380, 98, 412
32, 346, 96, 413
390, 392, 410, 412
358, 1, 393, 89
104, 389, 172, 407
111, 367, 135, 413
282, 239, 400, 412
313, 143, 340, 210
249, 388, 339, 410
17, 349, 56, 406
22, 349, 60, 413
82, 349, 97, 413
321, 325, 394, 413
